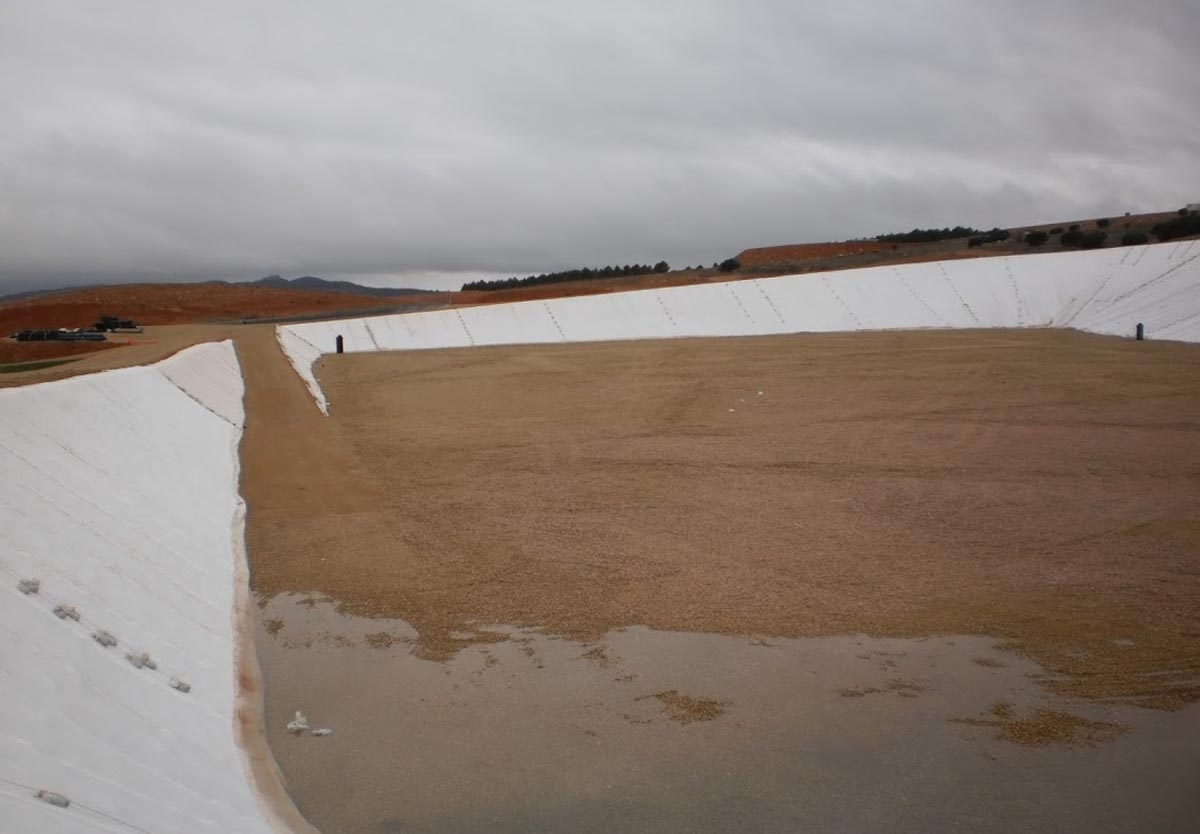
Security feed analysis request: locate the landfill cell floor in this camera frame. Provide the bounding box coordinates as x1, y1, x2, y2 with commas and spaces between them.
244, 328, 1200, 708
240, 327, 1200, 832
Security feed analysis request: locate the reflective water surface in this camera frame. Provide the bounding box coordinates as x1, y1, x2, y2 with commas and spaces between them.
256, 594, 1200, 834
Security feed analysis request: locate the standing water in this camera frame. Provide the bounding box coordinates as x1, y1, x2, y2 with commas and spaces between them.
256, 594, 1200, 834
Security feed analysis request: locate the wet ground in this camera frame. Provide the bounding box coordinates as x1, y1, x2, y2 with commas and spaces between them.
244, 330, 1200, 707
256, 594, 1200, 834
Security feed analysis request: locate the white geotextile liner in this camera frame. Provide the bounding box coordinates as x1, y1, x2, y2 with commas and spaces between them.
0, 341, 284, 834
278, 242, 1200, 412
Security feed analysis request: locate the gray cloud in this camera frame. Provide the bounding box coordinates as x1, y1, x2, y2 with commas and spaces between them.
1, 0, 1198, 292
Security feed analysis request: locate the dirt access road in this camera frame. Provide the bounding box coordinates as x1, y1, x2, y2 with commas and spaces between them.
0, 324, 247, 387
239, 327, 1200, 710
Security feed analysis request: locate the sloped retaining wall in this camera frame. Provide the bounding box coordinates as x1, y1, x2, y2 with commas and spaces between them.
0, 341, 311, 834
279, 242, 1200, 413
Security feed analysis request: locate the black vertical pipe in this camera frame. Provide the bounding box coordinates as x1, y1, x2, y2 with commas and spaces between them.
1135, 323, 1144, 341
336, 334, 344, 354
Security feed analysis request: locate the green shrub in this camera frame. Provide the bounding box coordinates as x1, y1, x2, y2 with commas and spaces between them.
461, 260, 669, 291
1151, 213, 1200, 242
1049, 227, 1064, 235
718, 258, 741, 273
1096, 218, 1111, 228
1079, 230, 1107, 249
1024, 230, 1050, 247
967, 228, 1010, 248
1121, 231, 1150, 246
1060, 229, 1085, 246
875, 226, 980, 244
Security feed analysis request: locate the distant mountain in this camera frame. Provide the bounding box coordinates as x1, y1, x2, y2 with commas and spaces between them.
0, 286, 83, 304
248, 275, 436, 297
0, 275, 439, 305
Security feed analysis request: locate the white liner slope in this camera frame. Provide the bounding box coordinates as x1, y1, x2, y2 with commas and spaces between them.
4, 244, 1192, 833
0, 342, 295, 834
279, 242, 1200, 413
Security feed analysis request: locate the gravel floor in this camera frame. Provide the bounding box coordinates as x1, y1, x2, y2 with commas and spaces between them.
239, 327, 1200, 708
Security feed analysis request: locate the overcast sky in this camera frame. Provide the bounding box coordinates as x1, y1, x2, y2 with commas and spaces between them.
1, 1, 1198, 293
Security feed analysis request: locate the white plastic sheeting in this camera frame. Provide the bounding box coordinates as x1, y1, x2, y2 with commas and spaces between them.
279, 242, 1200, 413
0, 342, 293, 834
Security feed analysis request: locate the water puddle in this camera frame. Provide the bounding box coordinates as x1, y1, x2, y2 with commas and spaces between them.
256, 594, 1200, 834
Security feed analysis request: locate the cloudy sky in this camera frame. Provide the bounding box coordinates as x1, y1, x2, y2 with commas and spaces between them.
1, 1, 1197, 293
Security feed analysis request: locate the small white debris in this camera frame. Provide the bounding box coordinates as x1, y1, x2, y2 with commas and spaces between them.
757, 391, 764, 396
35, 790, 70, 809
287, 710, 310, 734
18, 578, 40, 595
169, 677, 191, 694
728, 408, 736, 413
311, 728, 334, 737
92, 630, 117, 648
126, 651, 157, 670
53, 604, 80, 621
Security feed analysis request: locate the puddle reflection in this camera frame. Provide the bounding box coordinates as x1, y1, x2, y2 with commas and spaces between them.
256, 594, 1200, 834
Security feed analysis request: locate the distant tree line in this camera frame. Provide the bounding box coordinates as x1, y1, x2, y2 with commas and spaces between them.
462, 260, 670, 291
1151, 212, 1200, 242
967, 228, 1012, 248
876, 226, 981, 244
1059, 225, 1108, 249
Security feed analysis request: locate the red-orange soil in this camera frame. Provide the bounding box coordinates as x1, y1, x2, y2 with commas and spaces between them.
0, 339, 125, 364
0, 282, 443, 333
1, 283, 446, 365
737, 240, 900, 267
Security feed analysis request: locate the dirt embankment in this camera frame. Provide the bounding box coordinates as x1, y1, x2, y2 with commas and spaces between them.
0, 324, 255, 388
6, 210, 1193, 356
450, 268, 737, 306
0, 339, 125, 364
733, 210, 1194, 276
241, 328, 1200, 710
0, 282, 443, 332
737, 240, 900, 267
0, 282, 448, 370
452, 212, 1199, 305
